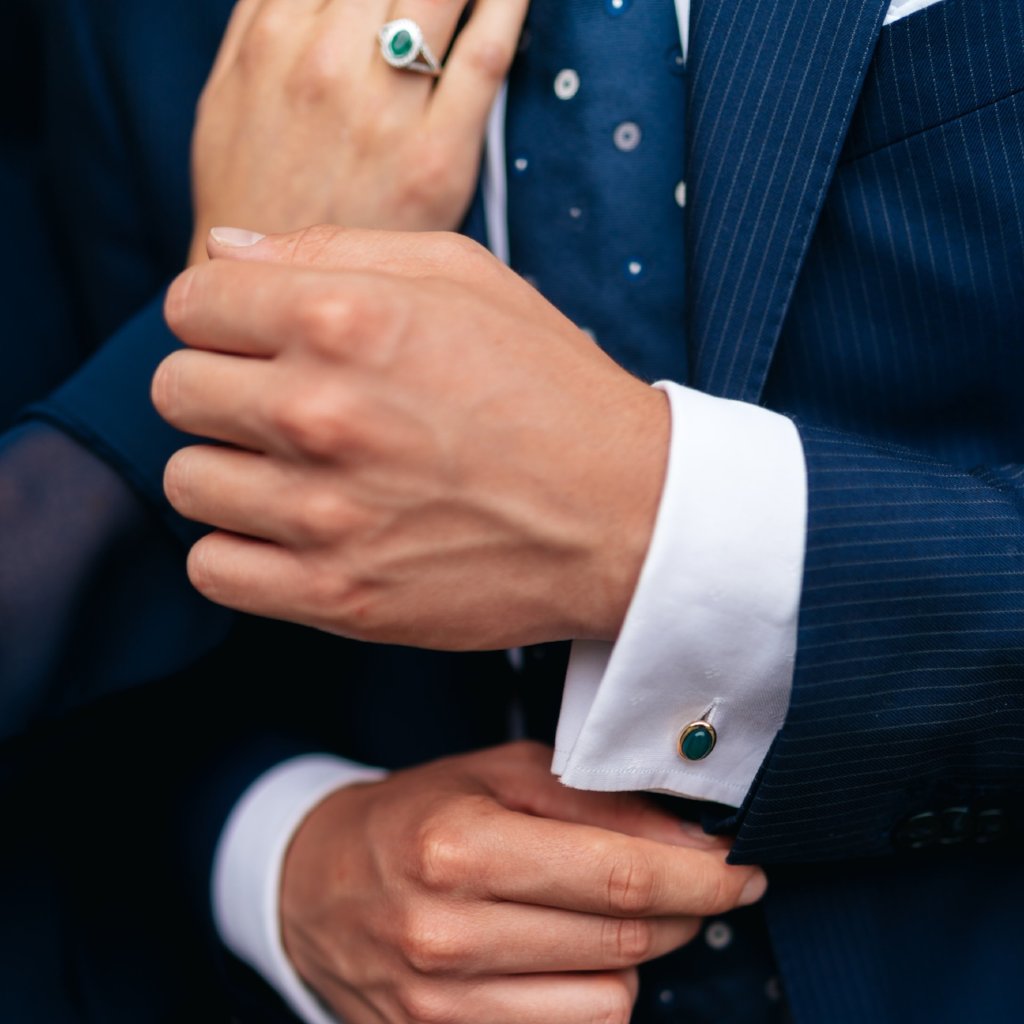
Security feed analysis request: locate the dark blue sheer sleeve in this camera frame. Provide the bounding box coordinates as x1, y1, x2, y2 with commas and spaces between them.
0, 418, 231, 740
0, 1, 233, 737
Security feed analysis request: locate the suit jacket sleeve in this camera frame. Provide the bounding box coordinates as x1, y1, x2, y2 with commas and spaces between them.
697, 0, 1024, 865
724, 422, 1024, 863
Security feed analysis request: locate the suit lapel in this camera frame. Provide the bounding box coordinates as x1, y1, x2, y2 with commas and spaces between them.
686, 0, 890, 402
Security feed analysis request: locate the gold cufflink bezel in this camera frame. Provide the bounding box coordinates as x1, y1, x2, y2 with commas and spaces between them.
678, 719, 717, 761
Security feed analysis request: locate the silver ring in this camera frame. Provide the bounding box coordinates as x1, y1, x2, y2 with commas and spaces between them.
379, 19, 441, 76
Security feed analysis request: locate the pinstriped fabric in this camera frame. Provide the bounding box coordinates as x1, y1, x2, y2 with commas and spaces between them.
764, 854, 1023, 1021
733, 429, 1024, 864
685, 0, 889, 403
728, 0, 1024, 870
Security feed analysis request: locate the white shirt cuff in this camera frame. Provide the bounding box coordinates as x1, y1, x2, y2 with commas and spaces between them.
212, 755, 387, 1024
553, 382, 807, 807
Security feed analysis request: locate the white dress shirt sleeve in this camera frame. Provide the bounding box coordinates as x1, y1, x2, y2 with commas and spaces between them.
212, 755, 387, 1024
553, 382, 807, 808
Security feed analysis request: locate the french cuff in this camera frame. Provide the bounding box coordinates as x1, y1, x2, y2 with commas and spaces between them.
553, 382, 807, 807
212, 755, 387, 1024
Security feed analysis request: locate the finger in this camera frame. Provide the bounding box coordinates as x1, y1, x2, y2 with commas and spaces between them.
302, 0, 396, 93
205, 0, 265, 86
152, 349, 280, 450
323, 970, 639, 1024
210, 0, 324, 88
383, 0, 467, 69
444, 971, 640, 1024
431, 0, 527, 141
483, 742, 729, 852
164, 257, 387, 358
165, 446, 355, 546
184, 531, 342, 629
358, 0, 463, 108
454, 812, 766, 918
421, 904, 701, 975
206, 223, 497, 287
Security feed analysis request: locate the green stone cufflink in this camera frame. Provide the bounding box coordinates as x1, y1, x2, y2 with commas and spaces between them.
678, 720, 717, 761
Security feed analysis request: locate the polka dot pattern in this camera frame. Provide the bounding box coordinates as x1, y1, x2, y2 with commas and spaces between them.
505, 0, 689, 382
613, 121, 643, 152
554, 68, 580, 100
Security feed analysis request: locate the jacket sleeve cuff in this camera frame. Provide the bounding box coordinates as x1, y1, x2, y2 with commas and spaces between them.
212, 754, 387, 1024
553, 382, 807, 807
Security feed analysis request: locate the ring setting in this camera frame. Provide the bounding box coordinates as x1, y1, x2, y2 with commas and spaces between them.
379, 19, 441, 76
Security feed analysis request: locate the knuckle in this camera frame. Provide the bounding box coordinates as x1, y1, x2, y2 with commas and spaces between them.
285, 43, 344, 103
241, 6, 289, 63
604, 849, 658, 917
463, 39, 515, 83
506, 739, 550, 764
271, 386, 354, 460
346, 109, 385, 159
601, 918, 654, 966
399, 913, 465, 975
306, 545, 361, 600
290, 486, 350, 544
294, 292, 361, 355
399, 148, 460, 216
304, 562, 358, 623
434, 231, 483, 265
397, 984, 456, 1024
412, 818, 473, 892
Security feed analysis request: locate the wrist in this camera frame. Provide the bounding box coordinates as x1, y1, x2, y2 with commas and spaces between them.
212, 755, 386, 1024
573, 382, 670, 642
279, 779, 382, 988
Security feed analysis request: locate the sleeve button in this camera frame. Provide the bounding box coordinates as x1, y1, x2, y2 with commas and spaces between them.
975, 808, 1008, 844
893, 811, 939, 851
938, 806, 973, 845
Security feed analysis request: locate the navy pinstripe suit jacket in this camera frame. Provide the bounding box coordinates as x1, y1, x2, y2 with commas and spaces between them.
679, 0, 1024, 1017
10, 0, 1024, 1020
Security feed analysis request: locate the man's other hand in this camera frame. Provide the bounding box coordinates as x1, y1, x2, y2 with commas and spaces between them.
281, 742, 767, 1024
153, 226, 670, 649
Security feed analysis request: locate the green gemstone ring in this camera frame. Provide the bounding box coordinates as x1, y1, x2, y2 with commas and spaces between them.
379, 19, 441, 76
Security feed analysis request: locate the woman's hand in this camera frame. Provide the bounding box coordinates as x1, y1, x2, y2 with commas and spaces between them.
188, 0, 527, 265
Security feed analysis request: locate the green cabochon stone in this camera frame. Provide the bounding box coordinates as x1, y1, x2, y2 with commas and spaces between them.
681, 725, 715, 761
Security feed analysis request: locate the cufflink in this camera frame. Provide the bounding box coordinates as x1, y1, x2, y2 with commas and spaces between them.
678, 719, 717, 761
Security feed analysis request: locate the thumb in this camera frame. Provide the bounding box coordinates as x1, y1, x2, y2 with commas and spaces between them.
489, 743, 729, 853
529, 785, 730, 853
206, 223, 498, 283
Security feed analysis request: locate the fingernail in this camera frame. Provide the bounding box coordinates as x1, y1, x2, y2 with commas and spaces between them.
739, 871, 768, 906
210, 226, 266, 247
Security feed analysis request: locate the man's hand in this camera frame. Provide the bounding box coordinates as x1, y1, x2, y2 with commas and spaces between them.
154, 226, 670, 649
281, 742, 766, 1024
